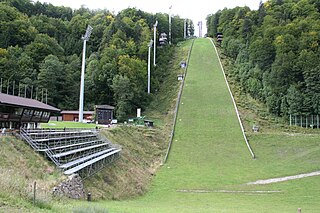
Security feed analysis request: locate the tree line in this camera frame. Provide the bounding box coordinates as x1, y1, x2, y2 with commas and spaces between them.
207, 0, 320, 117
0, 0, 194, 120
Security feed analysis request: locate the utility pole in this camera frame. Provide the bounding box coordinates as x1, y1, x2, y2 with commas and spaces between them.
147, 39, 153, 94
79, 25, 93, 123
153, 20, 158, 67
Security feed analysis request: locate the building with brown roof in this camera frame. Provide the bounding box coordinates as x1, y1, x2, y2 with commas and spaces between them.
61, 110, 94, 122
0, 93, 60, 129
60, 105, 115, 124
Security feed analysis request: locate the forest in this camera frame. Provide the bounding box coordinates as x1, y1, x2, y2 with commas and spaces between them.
207, 0, 320, 117
0, 0, 194, 120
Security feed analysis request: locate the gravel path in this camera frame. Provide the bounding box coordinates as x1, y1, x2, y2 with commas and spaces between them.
246, 171, 320, 185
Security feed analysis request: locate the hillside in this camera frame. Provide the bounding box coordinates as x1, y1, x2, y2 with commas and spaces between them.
62, 38, 320, 212
207, 0, 320, 117
0, 135, 64, 212
0, 0, 194, 117
82, 39, 194, 200
0, 39, 193, 212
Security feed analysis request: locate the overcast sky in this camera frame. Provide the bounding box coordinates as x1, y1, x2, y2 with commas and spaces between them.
37, 0, 262, 36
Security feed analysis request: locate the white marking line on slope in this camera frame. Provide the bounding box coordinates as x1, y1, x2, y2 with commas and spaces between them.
176, 189, 281, 194
247, 171, 320, 185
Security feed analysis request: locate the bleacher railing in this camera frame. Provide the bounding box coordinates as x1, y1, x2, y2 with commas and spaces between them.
19, 127, 121, 177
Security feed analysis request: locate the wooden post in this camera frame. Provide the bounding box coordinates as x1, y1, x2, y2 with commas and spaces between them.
298, 208, 301, 213
295, 115, 297, 126
33, 181, 36, 206
300, 115, 302, 127
87, 192, 91, 201
317, 115, 319, 129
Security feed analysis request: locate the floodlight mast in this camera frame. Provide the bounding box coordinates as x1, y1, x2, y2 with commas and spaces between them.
79, 25, 93, 123
147, 39, 153, 94
153, 20, 158, 67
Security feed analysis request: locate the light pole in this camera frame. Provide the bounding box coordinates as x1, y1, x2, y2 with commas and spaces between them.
147, 39, 153, 94
153, 20, 158, 67
79, 25, 93, 123
184, 19, 187, 39
198, 21, 202, 38
169, 5, 172, 45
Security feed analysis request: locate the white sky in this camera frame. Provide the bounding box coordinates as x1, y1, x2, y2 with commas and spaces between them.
37, 0, 262, 36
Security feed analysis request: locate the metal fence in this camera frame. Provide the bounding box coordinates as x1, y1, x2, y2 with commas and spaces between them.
289, 114, 320, 128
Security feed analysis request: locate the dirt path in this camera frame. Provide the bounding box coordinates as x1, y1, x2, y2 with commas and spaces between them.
246, 171, 320, 185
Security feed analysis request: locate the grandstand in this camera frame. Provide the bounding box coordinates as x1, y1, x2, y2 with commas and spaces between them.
20, 128, 121, 177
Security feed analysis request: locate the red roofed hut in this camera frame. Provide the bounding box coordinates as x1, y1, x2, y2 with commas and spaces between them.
61, 110, 94, 122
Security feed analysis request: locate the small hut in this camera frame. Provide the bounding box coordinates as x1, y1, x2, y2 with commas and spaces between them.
95, 105, 115, 124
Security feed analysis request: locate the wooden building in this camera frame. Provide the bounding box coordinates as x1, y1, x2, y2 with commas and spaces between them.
95, 105, 114, 124
0, 93, 60, 129
61, 111, 94, 122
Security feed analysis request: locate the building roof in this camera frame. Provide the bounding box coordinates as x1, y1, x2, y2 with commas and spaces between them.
61, 110, 94, 115
0, 93, 60, 112
95, 105, 115, 110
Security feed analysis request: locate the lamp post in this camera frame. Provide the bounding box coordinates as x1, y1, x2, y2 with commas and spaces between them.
147, 39, 153, 94
79, 25, 93, 123
153, 20, 158, 67
169, 5, 172, 45
184, 19, 187, 39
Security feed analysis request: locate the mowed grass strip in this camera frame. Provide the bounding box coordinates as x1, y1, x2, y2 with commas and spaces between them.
161, 38, 252, 189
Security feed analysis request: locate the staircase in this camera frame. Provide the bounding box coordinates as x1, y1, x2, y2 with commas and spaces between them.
20, 128, 121, 177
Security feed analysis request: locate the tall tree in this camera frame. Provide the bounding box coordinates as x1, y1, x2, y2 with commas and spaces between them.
37, 55, 65, 106
111, 74, 134, 121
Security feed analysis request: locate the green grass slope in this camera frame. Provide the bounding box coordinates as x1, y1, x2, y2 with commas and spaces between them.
0, 39, 194, 213
79, 40, 194, 201
89, 38, 320, 212
52, 38, 320, 212
0, 136, 64, 212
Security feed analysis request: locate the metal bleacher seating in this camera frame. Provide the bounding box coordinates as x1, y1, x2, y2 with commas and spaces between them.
20, 128, 121, 177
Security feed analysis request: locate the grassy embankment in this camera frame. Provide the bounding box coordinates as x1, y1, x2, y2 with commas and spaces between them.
0, 136, 65, 212
63, 38, 320, 212
0, 39, 193, 212
2, 38, 320, 212
80, 40, 194, 201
